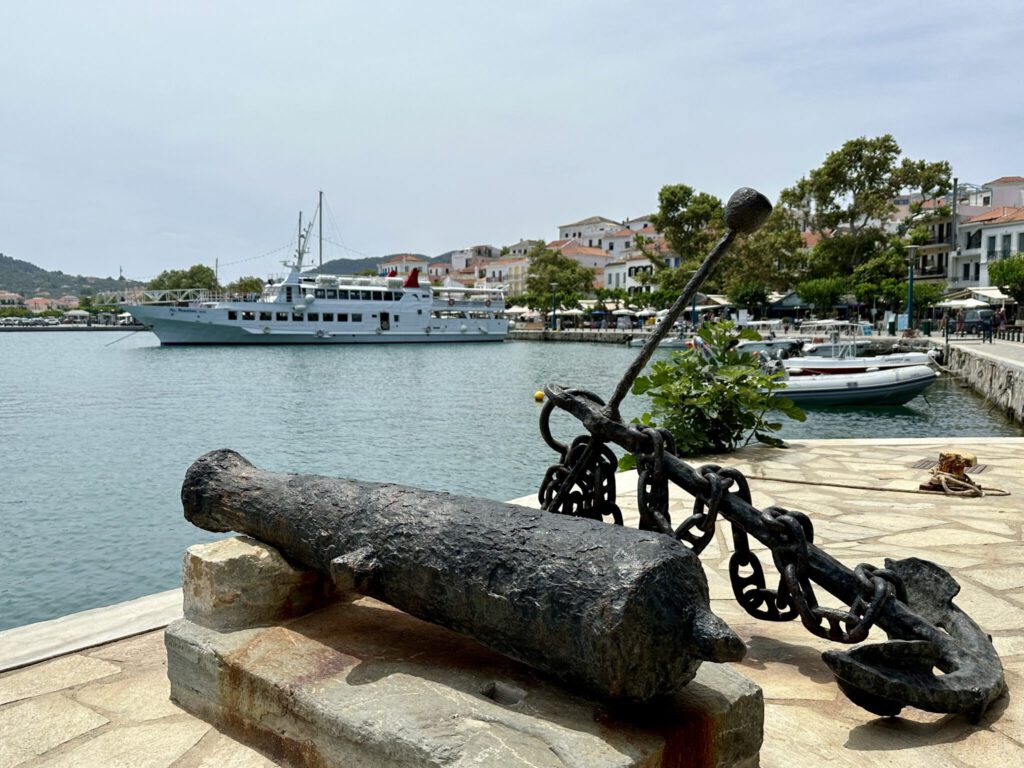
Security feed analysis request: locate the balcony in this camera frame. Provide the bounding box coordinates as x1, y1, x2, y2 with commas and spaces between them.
985, 249, 1014, 263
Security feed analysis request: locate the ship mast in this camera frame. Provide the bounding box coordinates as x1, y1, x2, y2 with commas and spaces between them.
318, 190, 323, 272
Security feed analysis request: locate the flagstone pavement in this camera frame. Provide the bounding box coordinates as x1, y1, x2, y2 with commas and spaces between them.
1, 437, 1022, 767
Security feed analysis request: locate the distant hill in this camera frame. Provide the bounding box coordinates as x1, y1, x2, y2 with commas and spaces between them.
314, 253, 438, 276
0, 253, 140, 297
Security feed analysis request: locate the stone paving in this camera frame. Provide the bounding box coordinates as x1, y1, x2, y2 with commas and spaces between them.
1, 437, 1023, 767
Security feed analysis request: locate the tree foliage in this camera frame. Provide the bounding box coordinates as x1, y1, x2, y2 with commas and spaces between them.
524, 243, 595, 311
621, 321, 804, 459
852, 250, 907, 307
227, 276, 265, 295
727, 281, 769, 313
795, 277, 848, 315
643, 184, 725, 303
781, 135, 950, 269
148, 265, 219, 291
721, 206, 805, 292
988, 254, 1024, 304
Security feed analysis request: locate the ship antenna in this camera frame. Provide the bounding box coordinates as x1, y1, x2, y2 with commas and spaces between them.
318, 190, 323, 273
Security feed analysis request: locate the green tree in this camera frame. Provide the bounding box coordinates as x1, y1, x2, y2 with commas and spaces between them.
524, 243, 595, 312
227, 276, 265, 295
988, 254, 1024, 305
727, 281, 769, 317
781, 135, 950, 267
721, 206, 805, 291
148, 265, 219, 291
796, 277, 848, 317
643, 184, 724, 304
852, 250, 906, 308
904, 281, 945, 323
805, 229, 889, 278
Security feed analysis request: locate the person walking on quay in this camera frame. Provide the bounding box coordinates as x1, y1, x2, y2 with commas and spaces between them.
955, 308, 965, 336
981, 312, 993, 343
996, 307, 1007, 333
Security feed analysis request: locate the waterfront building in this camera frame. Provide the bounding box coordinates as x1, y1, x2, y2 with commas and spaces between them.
0, 290, 23, 307
958, 207, 1024, 288
484, 256, 529, 295
377, 254, 429, 277
557, 216, 620, 249
504, 239, 544, 258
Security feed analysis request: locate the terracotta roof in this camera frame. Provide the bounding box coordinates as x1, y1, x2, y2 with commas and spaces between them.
380, 254, 428, 264
801, 231, 823, 248
546, 239, 573, 248
558, 215, 618, 228
962, 206, 1024, 225
556, 243, 609, 258
987, 176, 1024, 185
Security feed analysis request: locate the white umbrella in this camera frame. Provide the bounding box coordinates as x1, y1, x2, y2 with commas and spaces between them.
560, 308, 584, 316
960, 297, 989, 308
504, 305, 530, 315
612, 308, 635, 316
636, 309, 656, 317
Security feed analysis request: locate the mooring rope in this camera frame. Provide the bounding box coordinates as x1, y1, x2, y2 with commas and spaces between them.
749, 474, 1010, 497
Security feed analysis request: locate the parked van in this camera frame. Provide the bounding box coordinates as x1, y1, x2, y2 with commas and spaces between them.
962, 309, 994, 334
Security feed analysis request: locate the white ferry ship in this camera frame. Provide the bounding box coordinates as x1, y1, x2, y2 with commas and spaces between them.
120, 214, 508, 346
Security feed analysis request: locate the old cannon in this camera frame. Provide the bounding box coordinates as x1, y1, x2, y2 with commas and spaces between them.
182, 448, 744, 703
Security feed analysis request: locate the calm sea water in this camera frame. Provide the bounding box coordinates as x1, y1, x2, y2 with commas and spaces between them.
1, 332, 1020, 630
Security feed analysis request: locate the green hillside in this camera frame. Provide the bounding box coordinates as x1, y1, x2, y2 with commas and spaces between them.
0, 253, 139, 297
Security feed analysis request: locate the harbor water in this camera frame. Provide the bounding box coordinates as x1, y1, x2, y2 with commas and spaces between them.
2, 332, 1021, 630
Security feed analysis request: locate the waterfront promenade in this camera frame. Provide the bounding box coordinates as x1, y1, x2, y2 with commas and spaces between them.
2, 435, 1022, 766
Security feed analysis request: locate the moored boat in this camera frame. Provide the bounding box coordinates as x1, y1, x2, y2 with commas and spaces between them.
777, 365, 939, 407
783, 350, 935, 376
119, 202, 508, 346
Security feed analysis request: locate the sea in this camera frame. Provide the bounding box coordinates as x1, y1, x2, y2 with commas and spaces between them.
1, 331, 1021, 631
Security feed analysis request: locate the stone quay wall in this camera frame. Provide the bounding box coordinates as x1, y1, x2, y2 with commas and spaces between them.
945, 345, 1024, 424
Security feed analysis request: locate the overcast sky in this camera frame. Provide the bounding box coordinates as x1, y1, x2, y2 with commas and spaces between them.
2, 1, 1022, 284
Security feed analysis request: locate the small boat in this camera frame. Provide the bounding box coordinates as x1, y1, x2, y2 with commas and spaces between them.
118, 197, 508, 346
783, 351, 935, 376
799, 320, 873, 357
777, 365, 939, 407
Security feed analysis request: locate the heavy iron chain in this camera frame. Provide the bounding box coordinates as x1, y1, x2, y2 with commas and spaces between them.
545, 419, 909, 646
538, 388, 623, 524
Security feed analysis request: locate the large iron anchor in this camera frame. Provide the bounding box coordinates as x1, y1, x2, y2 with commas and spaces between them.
537, 187, 1006, 720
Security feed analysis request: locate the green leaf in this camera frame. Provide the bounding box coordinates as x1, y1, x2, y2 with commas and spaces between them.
618, 453, 637, 471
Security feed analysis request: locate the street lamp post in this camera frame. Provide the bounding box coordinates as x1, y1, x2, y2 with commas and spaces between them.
550, 282, 558, 331
905, 245, 919, 333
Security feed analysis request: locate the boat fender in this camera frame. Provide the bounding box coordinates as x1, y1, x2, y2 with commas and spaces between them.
788, 367, 803, 375
448, 298, 455, 306
484, 299, 491, 307
867, 366, 879, 372
316, 329, 325, 338
262, 326, 271, 334
460, 324, 468, 333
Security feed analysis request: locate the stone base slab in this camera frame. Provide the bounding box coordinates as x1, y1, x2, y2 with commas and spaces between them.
166, 598, 762, 768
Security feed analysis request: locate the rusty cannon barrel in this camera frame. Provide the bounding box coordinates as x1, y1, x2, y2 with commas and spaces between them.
181, 449, 744, 702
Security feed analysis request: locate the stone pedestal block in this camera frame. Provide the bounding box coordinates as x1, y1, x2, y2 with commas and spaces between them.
182, 536, 326, 630
168, 537, 763, 767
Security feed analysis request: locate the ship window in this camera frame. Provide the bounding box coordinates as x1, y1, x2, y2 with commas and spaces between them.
292, 313, 303, 322
227, 311, 237, 320
259, 312, 271, 321
308, 313, 319, 322
372, 291, 383, 301
242, 311, 255, 321
337, 313, 348, 322
276, 312, 288, 322
360, 291, 372, 301
352, 313, 362, 322
326, 290, 337, 299
338, 290, 349, 300
314, 289, 326, 299
418, 309, 423, 315
323, 313, 334, 322
393, 315, 399, 323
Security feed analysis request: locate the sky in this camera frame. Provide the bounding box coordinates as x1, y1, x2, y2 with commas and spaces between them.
2, 1, 1022, 284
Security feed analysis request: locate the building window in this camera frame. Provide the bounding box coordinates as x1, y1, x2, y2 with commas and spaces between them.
974, 262, 980, 281
963, 263, 970, 280
987, 236, 996, 256
1002, 234, 1012, 256
227, 311, 237, 320
1019, 233, 1024, 252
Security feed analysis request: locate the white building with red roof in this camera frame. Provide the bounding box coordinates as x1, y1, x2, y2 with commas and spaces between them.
377, 254, 429, 277
958, 206, 1024, 288
557, 216, 620, 249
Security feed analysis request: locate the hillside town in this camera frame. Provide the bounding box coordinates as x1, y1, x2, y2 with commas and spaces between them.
3, 175, 1023, 325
